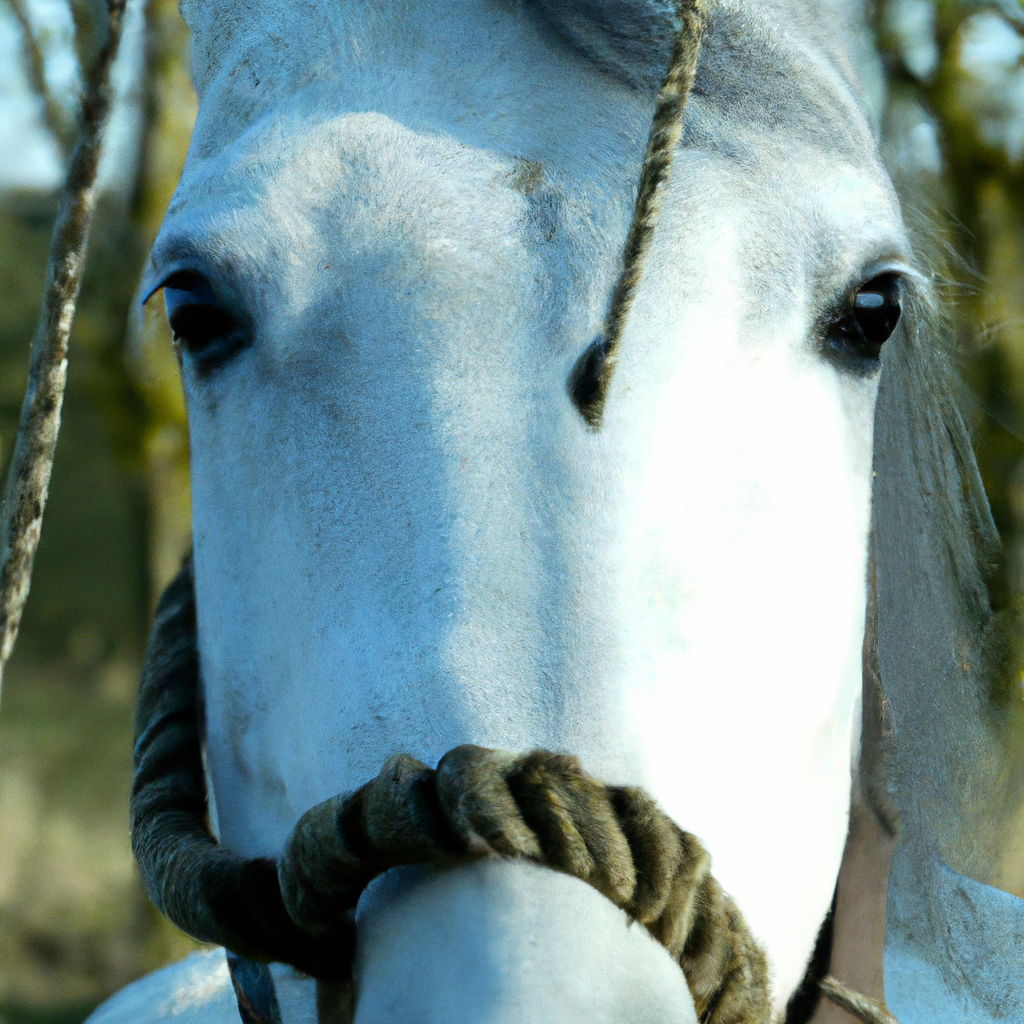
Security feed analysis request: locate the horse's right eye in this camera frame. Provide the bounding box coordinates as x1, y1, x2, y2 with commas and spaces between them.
161, 272, 249, 372
825, 272, 902, 367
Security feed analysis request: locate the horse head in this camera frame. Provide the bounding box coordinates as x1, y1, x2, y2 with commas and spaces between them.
129, 1, 1019, 1021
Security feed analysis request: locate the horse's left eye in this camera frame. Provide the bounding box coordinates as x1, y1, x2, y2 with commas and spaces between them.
161, 272, 249, 372
827, 273, 902, 364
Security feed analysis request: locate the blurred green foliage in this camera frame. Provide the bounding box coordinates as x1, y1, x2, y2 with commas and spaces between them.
876, 0, 1024, 602
874, 0, 1024, 913
0, 0, 195, 1020
0, 0, 1021, 1021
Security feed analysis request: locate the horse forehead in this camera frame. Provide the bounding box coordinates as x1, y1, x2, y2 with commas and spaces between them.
156, 0, 898, 300
178, 0, 877, 168
157, 102, 896, 295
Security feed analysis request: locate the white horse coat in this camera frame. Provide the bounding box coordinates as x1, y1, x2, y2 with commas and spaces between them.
89, 0, 1024, 1021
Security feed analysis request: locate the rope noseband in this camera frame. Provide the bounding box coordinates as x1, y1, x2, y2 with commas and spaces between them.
133, 559, 899, 1024
133, 562, 775, 1023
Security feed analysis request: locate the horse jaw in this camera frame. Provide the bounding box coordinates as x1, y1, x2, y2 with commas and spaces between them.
150, 0, 906, 1016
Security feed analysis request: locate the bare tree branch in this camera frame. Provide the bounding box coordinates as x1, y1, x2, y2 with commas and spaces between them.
68, 0, 107, 90
3, 0, 77, 157
0, 0, 127, 700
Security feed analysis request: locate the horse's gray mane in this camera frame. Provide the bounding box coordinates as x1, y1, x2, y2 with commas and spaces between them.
526, 0, 678, 88
529, 0, 876, 94
874, 276, 1024, 1003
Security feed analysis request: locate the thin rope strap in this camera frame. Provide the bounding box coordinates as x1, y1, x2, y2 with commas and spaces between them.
568, 0, 707, 427
821, 976, 899, 1024
226, 952, 284, 1024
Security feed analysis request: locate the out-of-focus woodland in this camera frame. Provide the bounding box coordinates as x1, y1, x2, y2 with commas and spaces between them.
0, 0, 1021, 1020
0, 1, 195, 1019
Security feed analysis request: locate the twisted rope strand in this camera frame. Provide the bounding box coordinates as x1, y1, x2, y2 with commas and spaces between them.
568, 0, 707, 426
0, 0, 126, 698
821, 976, 899, 1024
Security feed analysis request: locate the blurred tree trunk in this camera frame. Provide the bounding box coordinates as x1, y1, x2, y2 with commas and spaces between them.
127, 0, 195, 604
0, 0, 198, 1015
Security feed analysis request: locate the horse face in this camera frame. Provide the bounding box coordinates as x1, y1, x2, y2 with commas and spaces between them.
148, 0, 910, 1013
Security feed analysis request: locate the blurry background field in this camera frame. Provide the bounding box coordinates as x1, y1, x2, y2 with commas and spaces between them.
0, 0, 1022, 1021
0, 2, 196, 1020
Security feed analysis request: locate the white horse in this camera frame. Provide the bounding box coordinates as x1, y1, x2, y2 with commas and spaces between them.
88, 0, 1024, 1022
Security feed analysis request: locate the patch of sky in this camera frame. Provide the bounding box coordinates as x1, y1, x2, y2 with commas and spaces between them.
986, 0, 1024, 30
0, 3, 63, 188
884, 0, 940, 81
958, 12, 1024, 164
888, 96, 943, 178
0, 0, 147, 192
19, 0, 81, 113
961, 11, 1024, 76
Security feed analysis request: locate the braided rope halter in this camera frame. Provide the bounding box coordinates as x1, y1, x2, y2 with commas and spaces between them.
131, 3, 898, 1022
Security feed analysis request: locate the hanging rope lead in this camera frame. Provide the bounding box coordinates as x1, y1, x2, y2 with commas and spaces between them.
568, 0, 707, 427
0, 0, 127, 701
